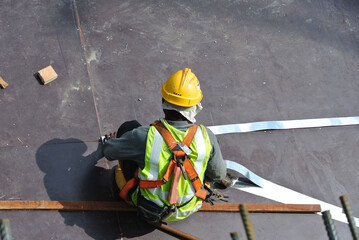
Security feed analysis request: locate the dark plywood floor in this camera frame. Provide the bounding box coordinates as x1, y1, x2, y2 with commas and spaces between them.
1, 0, 358, 239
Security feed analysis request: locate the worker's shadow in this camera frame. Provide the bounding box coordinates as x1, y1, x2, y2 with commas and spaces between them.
35, 138, 155, 240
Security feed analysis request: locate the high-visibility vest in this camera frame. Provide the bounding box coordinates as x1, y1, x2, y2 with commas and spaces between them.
132, 119, 212, 221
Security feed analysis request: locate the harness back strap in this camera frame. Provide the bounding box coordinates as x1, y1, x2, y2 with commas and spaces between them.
138, 160, 175, 188
139, 121, 197, 188
139, 121, 207, 200
183, 158, 208, 200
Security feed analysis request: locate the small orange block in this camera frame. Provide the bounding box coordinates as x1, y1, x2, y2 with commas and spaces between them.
38, 66, 58, 85
0, 76, 8, 89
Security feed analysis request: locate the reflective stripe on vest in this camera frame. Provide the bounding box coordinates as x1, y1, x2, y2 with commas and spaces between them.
138, 119, 212, 221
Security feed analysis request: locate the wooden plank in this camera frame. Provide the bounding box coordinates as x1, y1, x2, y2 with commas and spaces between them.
150, 222, 201, 240
0, 76, 8, 89
0, 201, 321, 213
0, 201, 136, 211
200, 203, 322, 213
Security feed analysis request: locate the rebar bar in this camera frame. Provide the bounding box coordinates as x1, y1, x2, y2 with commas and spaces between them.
322, 210, 339, 240
0, 219, 12, 240
230, 232, 242, 240
240, 203, 256, 240
340, 195, 359, 240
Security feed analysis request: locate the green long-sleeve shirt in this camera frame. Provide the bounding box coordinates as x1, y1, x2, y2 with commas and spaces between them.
104, 120, 226, 182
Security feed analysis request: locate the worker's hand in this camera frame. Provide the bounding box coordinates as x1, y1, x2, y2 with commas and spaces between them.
109, 131, 117, 139
105, 131, 117, 140
99, 131, 117, 146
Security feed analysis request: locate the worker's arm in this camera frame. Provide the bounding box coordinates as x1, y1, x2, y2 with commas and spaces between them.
103, 126, 150, 169
204, 127, 227, 182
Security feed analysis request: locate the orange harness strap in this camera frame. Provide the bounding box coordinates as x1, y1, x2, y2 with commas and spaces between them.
119, 169, 139, 201
183, 158, 207, 200
138, 160, 176, 188
151, 121, 198, 157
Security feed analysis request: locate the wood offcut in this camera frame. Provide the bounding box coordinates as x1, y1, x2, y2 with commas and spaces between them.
0, 77, 8, 89
38, 65, 58, 85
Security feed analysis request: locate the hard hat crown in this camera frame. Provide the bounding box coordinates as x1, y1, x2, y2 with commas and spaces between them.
161, 68, 203, 107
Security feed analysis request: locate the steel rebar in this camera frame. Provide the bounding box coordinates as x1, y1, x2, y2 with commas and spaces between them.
0, 219, 12, 240
340, 195, 359, 240
322, 210, 339, 240
230, 232, 242, 240
240, 203, 256, 240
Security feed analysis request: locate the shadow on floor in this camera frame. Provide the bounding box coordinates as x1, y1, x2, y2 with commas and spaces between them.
35, 138, 155, 239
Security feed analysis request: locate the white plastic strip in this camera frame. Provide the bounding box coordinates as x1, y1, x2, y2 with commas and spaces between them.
226, 160, 264, 187
208, 116, 359, 135
226, 160, 359, 226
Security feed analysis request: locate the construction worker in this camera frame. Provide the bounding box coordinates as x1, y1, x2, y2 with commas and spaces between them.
102, 68, 228, 222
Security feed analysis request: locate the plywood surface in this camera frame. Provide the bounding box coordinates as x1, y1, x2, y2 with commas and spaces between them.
0, 1, 358, 239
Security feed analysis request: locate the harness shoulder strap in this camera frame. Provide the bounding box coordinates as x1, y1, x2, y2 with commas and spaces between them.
151, 121, 198, 157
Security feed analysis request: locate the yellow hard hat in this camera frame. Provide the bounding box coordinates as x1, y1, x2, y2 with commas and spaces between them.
161, 68, 203, 107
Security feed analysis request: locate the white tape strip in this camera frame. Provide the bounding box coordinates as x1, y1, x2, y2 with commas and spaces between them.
208, 116, 359, 135
226, 160, 359, 226
226, 160, 264, 187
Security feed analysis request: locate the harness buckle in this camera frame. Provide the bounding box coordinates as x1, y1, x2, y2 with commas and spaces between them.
173, 154, 187, 180
204, 183, 229, 204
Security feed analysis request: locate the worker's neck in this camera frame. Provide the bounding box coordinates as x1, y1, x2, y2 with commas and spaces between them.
165, 116, 186, 121
164, 110, 188, 122
164, 114, 186, 122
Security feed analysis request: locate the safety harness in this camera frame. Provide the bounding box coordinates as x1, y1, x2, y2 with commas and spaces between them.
119, 121, 208, 204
